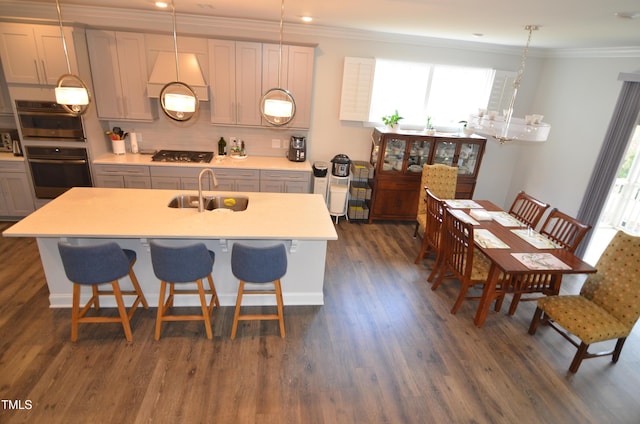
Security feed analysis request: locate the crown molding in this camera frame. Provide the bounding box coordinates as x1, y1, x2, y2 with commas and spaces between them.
1, 1, 638, 59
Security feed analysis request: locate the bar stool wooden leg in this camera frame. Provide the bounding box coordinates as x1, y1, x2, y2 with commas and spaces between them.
71, 284, 81, 342
196, 278, 213, 340
155, 280, 168, 341
275, 279, 285, 338
231, 281, 245, 340
112, 281, 133, 342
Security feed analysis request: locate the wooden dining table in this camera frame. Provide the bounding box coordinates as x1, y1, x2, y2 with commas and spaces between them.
443, 199, 597, 327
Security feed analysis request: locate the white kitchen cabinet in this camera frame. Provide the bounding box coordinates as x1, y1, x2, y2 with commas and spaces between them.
213, 168, 260, 192
0, 160, 35, 217
0, 23, 78, 85
262, 44, 314, 129
208, 40, 262, 126
150, 166, 212, 191
86, 30, 156, 121
93, 164, 151, 189
260, 169, 311, 193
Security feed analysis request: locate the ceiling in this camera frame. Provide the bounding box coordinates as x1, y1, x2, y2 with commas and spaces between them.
15, 0, 640, 49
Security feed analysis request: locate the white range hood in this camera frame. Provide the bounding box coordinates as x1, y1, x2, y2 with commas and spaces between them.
147, 52, 208, 101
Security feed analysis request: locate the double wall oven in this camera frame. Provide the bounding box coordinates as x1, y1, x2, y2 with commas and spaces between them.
16, 100, 92, 199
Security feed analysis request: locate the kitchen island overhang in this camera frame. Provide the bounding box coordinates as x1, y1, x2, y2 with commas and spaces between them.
3, 187, 338, 307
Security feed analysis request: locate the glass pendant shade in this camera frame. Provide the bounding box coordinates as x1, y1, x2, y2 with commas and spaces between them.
160, 81, 198, 121
261, 87, 296, 126
259, 0, 296, 126
470, 25, 550, 144
159, 0, 199, 122
55, 1, 91, 116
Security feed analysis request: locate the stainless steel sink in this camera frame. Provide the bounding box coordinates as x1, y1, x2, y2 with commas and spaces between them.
168, 194, 248, 211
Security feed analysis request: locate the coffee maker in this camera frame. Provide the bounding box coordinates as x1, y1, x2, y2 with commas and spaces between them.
287, 136, 306, 162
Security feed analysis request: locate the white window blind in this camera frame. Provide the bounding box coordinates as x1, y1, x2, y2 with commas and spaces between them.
486, 70, 517, 114
339, 57, 375, 121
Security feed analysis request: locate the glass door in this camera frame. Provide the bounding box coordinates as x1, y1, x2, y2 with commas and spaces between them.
457, 142, 482, 175
381, 137, 406, 173
433, 141, 456, 166
407, 139, 432, 173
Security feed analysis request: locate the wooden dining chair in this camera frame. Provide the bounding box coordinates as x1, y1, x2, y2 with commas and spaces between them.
432, 207, 497, 314
528, 231, 640, 373
505, 208, 592, 315
415, 188, 446, 282
507, 191, 550, 229
414, 164, 457, 238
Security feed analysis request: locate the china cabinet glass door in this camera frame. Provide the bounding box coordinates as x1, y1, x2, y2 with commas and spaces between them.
433, 141, 456, 166
457, 142, 481, 175
407, 139, 432, 173
381, 138, 406, 172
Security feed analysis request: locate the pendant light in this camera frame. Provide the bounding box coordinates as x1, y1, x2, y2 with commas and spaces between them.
54, 0, 91, 116
260, 0, 296, 126
159, 0, 199, 122
468, 25, 551, 144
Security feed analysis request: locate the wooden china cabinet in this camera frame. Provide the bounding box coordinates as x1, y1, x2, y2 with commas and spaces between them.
368, 127, 486, 222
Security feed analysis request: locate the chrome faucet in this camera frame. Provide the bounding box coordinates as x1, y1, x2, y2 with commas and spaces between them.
198, 168, 218, 212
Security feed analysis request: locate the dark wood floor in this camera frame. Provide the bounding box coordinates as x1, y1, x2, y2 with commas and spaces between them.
1, 220, 639, 423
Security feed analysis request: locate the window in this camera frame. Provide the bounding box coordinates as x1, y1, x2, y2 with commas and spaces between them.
368, 59, 495, 129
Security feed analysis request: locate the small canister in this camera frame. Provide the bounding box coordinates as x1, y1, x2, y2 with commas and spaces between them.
331, 154, 351, 177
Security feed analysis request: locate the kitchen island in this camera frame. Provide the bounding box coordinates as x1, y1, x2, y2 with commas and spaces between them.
3, 187, 337, 307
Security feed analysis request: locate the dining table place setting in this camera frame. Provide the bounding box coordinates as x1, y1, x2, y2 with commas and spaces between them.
474, 229, 510, 249
511, 228, 560, 249
445, 199, 483, 209
510, 252, 571, 270
449, 208, 480, 225
487, 211, 524, 227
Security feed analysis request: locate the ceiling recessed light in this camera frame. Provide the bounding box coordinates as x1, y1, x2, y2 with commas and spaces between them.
472, 33, 484, 38
155, 2, 168, 8
301, 16, 313, 23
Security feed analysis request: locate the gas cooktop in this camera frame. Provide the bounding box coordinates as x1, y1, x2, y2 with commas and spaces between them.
151, 150, 214, 163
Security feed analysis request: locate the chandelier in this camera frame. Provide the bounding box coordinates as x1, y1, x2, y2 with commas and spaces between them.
260, 0, 296, 126
468, 25, 551, 144
159, 0, 199, 122
54, 0, 91, 116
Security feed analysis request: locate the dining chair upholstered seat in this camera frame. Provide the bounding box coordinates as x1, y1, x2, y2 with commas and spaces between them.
415, 189, 446, 282
507, 191, 550, 229
414, 164, 457, 238
58, 241, 148, 342
528, 231, 640, 373
432, 208, 502, 314
505, 208, 592, 315
231, 243, 287, 339
150, 241, 219, 340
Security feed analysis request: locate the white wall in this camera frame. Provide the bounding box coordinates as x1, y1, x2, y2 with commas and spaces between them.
507, 56, 640, 215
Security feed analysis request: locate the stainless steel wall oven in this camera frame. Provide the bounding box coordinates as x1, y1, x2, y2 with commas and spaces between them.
26, 146, 92, 199
16, 100, 85, 141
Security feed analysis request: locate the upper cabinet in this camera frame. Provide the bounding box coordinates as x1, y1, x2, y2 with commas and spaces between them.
208, 40, 262, 126
0, 23, 78, 85
86, 30, 156, 121
262, 44, 314, 129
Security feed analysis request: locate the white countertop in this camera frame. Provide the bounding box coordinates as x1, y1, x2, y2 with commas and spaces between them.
3, 187, 337, 240
93, 153, 312, 172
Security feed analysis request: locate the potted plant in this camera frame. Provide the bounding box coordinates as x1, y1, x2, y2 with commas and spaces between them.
425, 116, 435, 135
382, 110, 403, 130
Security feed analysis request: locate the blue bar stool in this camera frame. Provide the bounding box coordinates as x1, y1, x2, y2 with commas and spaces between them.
58, 241, 149, 342
149, 241, 219, 340
231, 243, 287, 339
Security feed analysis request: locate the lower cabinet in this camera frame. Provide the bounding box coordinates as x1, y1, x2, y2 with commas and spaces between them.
213, 169, 260, 192
260, 170, 311, 193
93, 163, 308, 194
0, 160, 35, 217
93, 164, 152, 189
